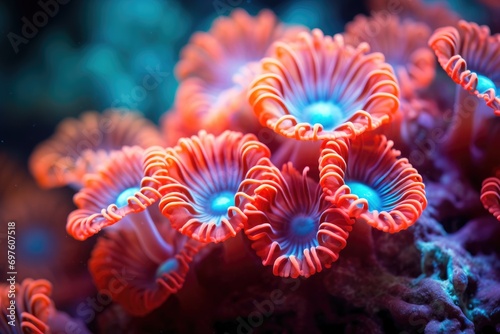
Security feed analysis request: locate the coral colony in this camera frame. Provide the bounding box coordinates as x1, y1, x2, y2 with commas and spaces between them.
2, 0, 500, 333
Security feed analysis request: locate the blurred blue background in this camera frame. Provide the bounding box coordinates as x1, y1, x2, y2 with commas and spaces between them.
0, 0, 495, 162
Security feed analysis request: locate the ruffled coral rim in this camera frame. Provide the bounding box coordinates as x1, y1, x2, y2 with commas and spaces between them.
319, 134, 427, 233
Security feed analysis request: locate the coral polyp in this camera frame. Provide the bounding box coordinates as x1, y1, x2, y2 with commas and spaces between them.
145, 130, 270, 243
249, 29, 400, 141
240, 161, 355, 278
0, 279, 89, 333
88, 217, 203, 316
29, 109, 164, 189
66, 146, 162, 241
429, 20, 500, 115
429, 20, 500, 177
164, 9, 306, 143
320, 133, 427, 232
344, 13, 435, 96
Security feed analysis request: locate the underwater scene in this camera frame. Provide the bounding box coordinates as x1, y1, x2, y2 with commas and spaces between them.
1, 0, 500, 333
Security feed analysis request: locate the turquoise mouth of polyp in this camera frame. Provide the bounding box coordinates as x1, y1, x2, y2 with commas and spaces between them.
116, 187, 141, 207
302, 101, 343, 131
156, 258, 179, 278
346, 181, 382, 211
208, 191, 235, 216
290, 215, 316, 237
475, 74, 496, 94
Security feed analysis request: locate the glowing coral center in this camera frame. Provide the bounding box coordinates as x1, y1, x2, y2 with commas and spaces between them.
155, 258, 179, 278
116, 187, 141, 207
290, 215, 317, 237
346, 181, 383, 211
302, 101, 343, 131
475, 74, 497, 94
208, 191, 235, 217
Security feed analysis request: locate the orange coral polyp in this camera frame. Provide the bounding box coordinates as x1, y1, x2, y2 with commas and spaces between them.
66, 146, 162, 241
429, 20, 500, 115
1, 279, 51, 333
29, 109, 164, 189
344, 13, 435, 95
89, 223, 202, 316
175, 9, 303, 83
240, 161, 355, 278
146, 130, 271, 243
1, 279, 89, 333
169, 9, 306, 138
319, 133, 427, 233
248, 29, 400, 141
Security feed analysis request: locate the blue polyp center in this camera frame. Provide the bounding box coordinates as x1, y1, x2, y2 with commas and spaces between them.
116, 187, 141, 207
475, 74, 497, 93
302, 101, 343, 131
155, 258, 179, 278
290, 215, 316, 237
346, 181, 383, 212
208, 191, 235, 216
